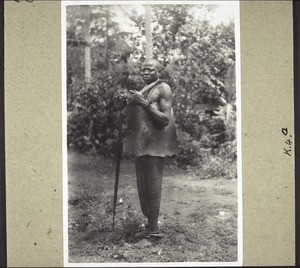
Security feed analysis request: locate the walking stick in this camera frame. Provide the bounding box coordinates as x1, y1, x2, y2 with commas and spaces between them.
112, 110, 123, 231
112, 79, 163, 230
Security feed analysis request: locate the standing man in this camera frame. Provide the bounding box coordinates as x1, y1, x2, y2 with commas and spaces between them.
115, 59, 178, 237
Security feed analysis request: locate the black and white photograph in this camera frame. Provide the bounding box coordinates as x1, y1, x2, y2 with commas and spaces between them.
62, 1, 242, 266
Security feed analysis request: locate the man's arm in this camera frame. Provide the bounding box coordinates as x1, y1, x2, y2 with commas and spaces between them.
130, 83, 172, 127
143, 84, 172, 127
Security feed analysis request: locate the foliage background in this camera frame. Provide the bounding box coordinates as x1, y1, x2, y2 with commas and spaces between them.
66, 4, 237, 178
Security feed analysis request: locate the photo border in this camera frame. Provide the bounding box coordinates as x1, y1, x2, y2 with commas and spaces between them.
0, 0, 6, 267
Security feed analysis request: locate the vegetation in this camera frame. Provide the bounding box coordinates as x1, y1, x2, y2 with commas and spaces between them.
66, 4, 237, 174
67, 5, 238, 263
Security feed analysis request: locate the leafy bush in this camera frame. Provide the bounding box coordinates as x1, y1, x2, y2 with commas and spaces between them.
67, 77, 118, 155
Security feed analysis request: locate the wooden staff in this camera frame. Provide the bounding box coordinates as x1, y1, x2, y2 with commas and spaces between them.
112, 110, 123, 231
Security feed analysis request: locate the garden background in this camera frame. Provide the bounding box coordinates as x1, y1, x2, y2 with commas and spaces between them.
66, 4, 239, 263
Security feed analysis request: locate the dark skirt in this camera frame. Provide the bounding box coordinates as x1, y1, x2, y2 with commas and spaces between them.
135, 155, 165, 220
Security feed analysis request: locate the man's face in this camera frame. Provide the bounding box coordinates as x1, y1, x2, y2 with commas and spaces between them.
141, 62, 159, 84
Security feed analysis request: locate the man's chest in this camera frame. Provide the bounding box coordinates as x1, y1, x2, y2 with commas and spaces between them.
146, 87, 160, 104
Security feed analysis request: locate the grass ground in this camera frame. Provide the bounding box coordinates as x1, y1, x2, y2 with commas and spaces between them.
68, 151, 238, 264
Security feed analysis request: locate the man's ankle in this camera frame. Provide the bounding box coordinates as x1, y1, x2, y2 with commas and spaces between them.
148, 221, 159, 232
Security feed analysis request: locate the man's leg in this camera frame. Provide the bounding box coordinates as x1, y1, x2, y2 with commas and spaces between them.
135, 155, 165, 232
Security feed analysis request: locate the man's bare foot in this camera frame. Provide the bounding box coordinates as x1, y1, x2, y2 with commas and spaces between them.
145, 230, 164, 238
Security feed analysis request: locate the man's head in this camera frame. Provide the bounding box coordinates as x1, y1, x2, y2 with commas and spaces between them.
141, 59, 161, 84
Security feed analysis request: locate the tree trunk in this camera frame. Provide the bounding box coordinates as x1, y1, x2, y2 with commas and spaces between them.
145, 5, 153, 59
83, 6, 91, 83
105, 5, 109, 70
83, 6, 93, 143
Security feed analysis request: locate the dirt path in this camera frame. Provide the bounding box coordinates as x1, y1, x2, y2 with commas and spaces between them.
67, 151, 238, 263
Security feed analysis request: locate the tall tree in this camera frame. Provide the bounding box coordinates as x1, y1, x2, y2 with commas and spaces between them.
145, 5, 153, 59
83, 5, 91, 83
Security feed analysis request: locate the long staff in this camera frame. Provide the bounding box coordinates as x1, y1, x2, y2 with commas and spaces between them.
112, 110, 123, 231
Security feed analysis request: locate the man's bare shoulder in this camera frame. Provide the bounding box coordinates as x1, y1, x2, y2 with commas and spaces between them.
158, 82, 172, 98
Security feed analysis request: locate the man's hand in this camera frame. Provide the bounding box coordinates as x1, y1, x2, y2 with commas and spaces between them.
129, 90, 149, 107
114, 94, 127, 111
